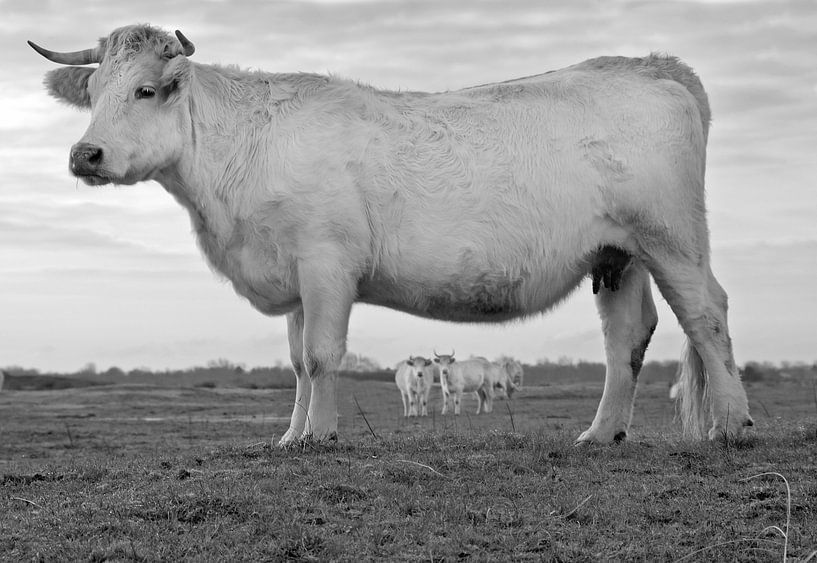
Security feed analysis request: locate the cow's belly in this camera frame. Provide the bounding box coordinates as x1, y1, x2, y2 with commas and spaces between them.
449, 376, 485, 394
358, 261, 589, 323
358, 199, 634, 322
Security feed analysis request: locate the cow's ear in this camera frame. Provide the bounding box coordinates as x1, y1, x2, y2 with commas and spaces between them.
451, 358, 456, 363
160, 56, 191, 103
44, 67, 94, 109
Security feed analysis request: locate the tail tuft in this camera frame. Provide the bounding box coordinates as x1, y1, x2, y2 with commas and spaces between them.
677, 338, 709, 439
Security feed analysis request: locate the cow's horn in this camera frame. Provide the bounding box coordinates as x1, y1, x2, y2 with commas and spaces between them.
27, 41, 101, 65
174, 30, 195, 57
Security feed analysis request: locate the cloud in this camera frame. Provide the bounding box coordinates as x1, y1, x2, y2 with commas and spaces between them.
2, 0, 815, 370
0, 198, 200, 273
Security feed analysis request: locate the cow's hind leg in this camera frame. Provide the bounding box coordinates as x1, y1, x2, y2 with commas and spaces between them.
479, 387, 494, 414
577, 261, 657, 444
647, 254, 752, 439
440, 385, 449, 415
278, 309, 311, 447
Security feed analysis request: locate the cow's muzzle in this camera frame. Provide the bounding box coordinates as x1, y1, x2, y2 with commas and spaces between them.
70, 142, 104, 177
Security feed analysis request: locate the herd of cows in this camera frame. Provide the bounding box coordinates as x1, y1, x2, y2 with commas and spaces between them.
395, 353, 524, 418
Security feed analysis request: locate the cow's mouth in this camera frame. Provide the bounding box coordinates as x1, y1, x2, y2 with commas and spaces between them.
79, 165, 158, 187
75, 173, 112, 186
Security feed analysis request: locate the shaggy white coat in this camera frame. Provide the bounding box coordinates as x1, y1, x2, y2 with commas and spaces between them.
35, 24, 752, 444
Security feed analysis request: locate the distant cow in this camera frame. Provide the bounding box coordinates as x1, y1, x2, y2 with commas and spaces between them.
395, 356, 434, 417
31, 24, 752, 445
434, 352, 496, 415
501, 360, 524, 395
484, 361, 520, 400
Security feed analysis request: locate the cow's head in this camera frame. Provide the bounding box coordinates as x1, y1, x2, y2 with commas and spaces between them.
504, 360, 524, 389
433, 350, 455, 377
407, 356, 432, 378
29, 25, 195, 186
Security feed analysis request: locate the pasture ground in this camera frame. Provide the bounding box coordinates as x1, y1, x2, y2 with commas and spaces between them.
1, 374, 816, 561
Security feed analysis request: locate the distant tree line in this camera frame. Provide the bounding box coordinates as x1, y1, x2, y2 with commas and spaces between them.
740, 361, 817, 384
2, 356, 813, 391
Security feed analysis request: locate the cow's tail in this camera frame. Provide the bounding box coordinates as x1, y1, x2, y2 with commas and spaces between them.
676, 338, 709, 439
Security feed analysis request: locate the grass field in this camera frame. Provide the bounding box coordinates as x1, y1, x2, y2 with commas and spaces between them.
1, 373, 816, 561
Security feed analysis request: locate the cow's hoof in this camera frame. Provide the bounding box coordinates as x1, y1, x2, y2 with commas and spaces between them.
277, 439, 299, 451
707, 422, 753, 442
277, 428, 301, 449
708, 414, 754, 442
575, 427, 626, 445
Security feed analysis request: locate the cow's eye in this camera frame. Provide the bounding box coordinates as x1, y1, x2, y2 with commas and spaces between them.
135, 86, 156, 99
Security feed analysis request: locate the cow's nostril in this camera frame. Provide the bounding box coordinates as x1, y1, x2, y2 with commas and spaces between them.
71, 142, 103, 169
87, 146, 102, 164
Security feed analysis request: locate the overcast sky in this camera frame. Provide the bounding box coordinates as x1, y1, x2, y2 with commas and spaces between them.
1, 0, 815, 372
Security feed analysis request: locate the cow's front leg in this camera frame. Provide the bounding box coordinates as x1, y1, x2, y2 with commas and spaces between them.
440, 385, 450, 415
300, 263, 355, 443
278, 309, 310, 447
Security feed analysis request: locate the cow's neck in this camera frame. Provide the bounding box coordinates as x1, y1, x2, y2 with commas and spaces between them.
161, 63, 328, 215
157, 64, 279, 243
155, 64, 328, 273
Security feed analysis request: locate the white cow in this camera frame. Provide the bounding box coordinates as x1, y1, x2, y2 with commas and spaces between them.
484, 361, 520, 400
394, 356, 434, 417
434, 353, 497, 415
31, 24, 752, 445
503, 360, 524, 391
